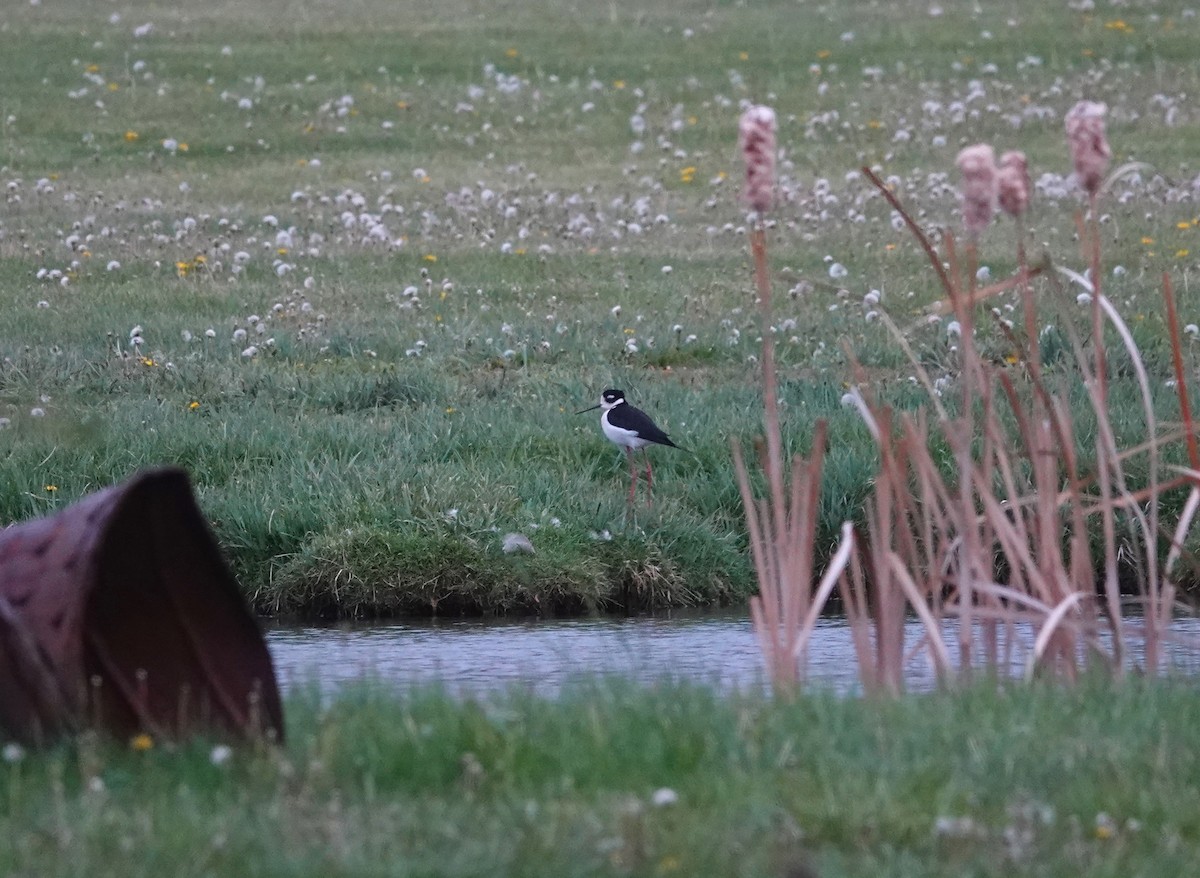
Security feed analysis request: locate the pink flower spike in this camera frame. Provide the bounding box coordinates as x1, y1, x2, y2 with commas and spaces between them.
1064, 100, 1111, 199
997, 150, 1031, 219
739, 105, 776, 215
956, 143, 997, 240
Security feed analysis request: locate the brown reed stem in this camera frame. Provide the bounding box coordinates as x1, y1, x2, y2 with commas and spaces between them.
1087, 195, 1108, 407
750, 226, 786, 512
1014, 216, 1043, 383
1162, 272, 1200, 472
861, 166, 954, 298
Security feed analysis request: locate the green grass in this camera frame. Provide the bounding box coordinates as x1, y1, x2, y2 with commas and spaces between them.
3, 678, 1200, 876
4, 0, 1200, 614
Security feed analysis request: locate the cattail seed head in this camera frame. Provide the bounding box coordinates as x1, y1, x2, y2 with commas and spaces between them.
1064, 100, 1111, 199
738, 105, 776, 215
955, 143, 998, 240
997, 150, 1031, 218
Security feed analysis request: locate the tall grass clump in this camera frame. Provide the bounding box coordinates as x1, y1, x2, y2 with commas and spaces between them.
742, 100, 1200, 694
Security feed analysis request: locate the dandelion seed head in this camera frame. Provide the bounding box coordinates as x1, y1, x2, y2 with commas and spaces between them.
651, 788, 679, 807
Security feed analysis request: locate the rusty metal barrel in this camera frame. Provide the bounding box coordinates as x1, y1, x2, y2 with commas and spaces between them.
0, 468, 284, 743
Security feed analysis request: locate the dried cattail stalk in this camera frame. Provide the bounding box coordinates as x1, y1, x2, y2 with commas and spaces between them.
1064, 100, 1111, 199
739, 105, 776, 215
997, 150, 1031, 219
955, 143, 997, 239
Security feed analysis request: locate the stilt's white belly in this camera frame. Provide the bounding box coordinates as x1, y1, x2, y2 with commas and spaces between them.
602, 415, 649, 449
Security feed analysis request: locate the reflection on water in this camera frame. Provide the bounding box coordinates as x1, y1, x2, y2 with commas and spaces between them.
265, 611, 1200, 698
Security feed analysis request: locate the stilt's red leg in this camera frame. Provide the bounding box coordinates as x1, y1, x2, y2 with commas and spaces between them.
626, 447, 638, 505
644, 450, 654, 506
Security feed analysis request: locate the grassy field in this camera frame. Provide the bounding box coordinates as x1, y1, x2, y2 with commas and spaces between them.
3, 679, 1200, 876
3, 0, 1200, 616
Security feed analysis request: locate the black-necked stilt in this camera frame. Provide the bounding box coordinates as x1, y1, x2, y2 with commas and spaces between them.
576, 388, 682, 504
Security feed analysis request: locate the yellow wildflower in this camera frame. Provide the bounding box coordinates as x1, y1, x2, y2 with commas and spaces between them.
124, 130, 139, 142
130, 733, 154, 752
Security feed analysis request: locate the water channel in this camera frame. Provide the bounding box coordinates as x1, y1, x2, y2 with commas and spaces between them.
266, 610, 1200, 698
